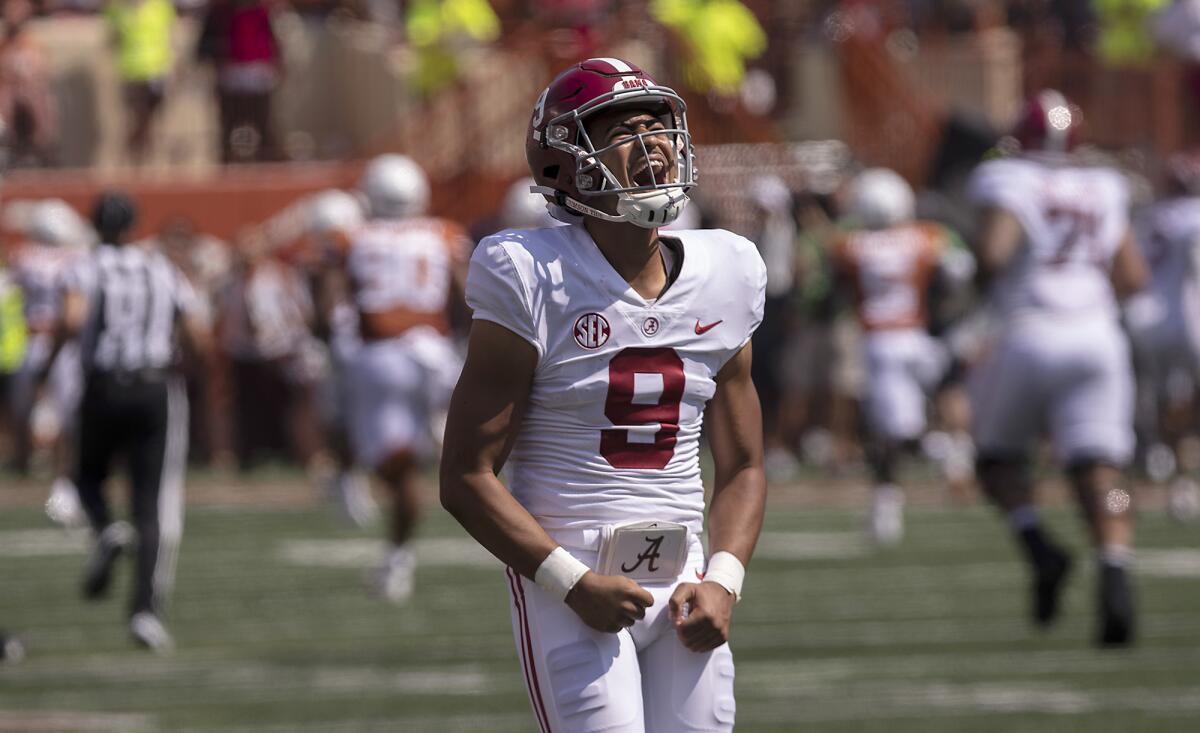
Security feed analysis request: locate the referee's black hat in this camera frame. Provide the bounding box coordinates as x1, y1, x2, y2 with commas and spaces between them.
92, 191, 138, 244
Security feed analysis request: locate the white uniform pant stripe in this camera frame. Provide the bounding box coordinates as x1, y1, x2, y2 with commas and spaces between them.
152, 377, 188, 611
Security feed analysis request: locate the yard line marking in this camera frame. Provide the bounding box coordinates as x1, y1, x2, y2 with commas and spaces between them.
0, 712, 154, 732
276, 538, 497, 569
1137, 549, 1200, 578
0, 529, 88, 557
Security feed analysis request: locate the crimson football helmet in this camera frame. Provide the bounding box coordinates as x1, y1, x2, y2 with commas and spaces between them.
526, 58, 695, 229
1011, 89, 1083, 154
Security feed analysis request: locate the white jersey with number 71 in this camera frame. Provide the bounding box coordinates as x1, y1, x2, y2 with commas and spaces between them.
465, 223, 766, 535
968, 156, 1131, 322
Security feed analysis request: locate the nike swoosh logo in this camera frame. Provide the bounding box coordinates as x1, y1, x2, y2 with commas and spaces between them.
694, 319, 723, 335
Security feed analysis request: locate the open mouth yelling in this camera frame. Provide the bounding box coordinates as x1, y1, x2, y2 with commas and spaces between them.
630, 154, 670, 187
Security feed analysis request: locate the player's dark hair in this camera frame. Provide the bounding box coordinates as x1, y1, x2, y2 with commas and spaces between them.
92, 190, 138, 245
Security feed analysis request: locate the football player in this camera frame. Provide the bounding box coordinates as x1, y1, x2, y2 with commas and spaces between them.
1125, 153, 1200, 521
8, 199, 93, 525
325, 155, 467, 603
305, 189, 378, 528
834, 167, 974, 545
967, 90, 1148, 646
440, 59, 767, 733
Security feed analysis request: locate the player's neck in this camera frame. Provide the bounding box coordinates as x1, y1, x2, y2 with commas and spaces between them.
584, 217, 665, 300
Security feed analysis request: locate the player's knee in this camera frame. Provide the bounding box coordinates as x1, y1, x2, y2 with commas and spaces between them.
545, 639, 639, 732
1066, 458, 1133, 517
375, 449, 415, 486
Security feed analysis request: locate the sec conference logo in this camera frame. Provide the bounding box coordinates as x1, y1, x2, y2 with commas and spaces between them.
574, 312, 610, 349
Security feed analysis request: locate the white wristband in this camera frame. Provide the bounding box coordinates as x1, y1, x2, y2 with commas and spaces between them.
534, 547, 590, 602
703, 551, 745, 602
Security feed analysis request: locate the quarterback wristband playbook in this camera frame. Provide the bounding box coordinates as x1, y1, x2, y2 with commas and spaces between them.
535, 547, 590, 601
703, 551, 745, 602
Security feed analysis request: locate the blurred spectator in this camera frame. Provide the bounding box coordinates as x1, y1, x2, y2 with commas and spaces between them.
523, 0, 615, 61
1094, 0, 1167, 64
105, 0, 178, 164
215, 229, 326, 472
746, 175, 797, 461
651, 0, 766, 96
0, 261, 27, 465
196, 0, 283, 162
1153, 0, 1200, 128
406, 0, 501, 96
0, 0, 58, 167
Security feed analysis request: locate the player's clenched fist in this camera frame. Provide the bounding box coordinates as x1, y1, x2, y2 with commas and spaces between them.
565, 572, 655, 633
669, 582, 735, 652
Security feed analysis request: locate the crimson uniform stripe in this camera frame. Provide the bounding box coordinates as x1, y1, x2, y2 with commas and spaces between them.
505, 568, 545, 733
507, 567, 552, 733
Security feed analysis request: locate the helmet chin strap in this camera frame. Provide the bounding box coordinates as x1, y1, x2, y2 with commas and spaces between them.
616, 189, 688, 229
531, 185, 689, 229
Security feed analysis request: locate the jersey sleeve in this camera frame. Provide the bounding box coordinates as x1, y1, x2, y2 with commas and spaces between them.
746, 244, 767, 346
465, 235, 543, 357
722, 231, 767, 357
967, 159, 1039, 226
63, 254, 97, 297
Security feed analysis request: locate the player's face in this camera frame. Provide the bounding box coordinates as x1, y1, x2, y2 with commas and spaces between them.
584, 107, 678, 191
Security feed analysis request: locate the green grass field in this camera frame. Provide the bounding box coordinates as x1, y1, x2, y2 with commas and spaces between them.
2, 475, 1199, 732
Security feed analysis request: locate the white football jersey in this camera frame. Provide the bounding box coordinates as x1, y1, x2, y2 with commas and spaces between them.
466, 223, 766, 534
345, 217, 462, 315
11, 244, 82, 330
968, 157, 1131, 321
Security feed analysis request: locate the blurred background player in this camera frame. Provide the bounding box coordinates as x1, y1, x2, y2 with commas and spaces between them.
834, 167, 975, 545
1125, 152, 1200, 521
967, 91, 1149, 646
213, 227, 327, 476
49, 191, 212, 652
469, 176, 559, 241
305, 187, 377, 528
323, 154, 467, 603
8, 199, 93, 525
745, 175, 801, 479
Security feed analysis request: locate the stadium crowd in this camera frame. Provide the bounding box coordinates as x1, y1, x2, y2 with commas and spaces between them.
6, 0, 1200, 168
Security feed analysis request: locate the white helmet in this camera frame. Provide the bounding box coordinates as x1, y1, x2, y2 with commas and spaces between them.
501, 177, 553, 229
309, 189, 364, 235
28, 199, 88, 247
358, 154, 430, 219
847, 168, 915, 230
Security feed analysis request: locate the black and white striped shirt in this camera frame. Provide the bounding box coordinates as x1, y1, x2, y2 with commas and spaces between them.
70, 244, 202, 374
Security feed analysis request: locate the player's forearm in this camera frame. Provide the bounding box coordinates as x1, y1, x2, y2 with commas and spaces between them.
706, 464, 767, 565
440, 468, 560, 579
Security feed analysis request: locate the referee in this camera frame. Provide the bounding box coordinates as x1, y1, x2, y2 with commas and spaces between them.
45, 192, 211, 652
